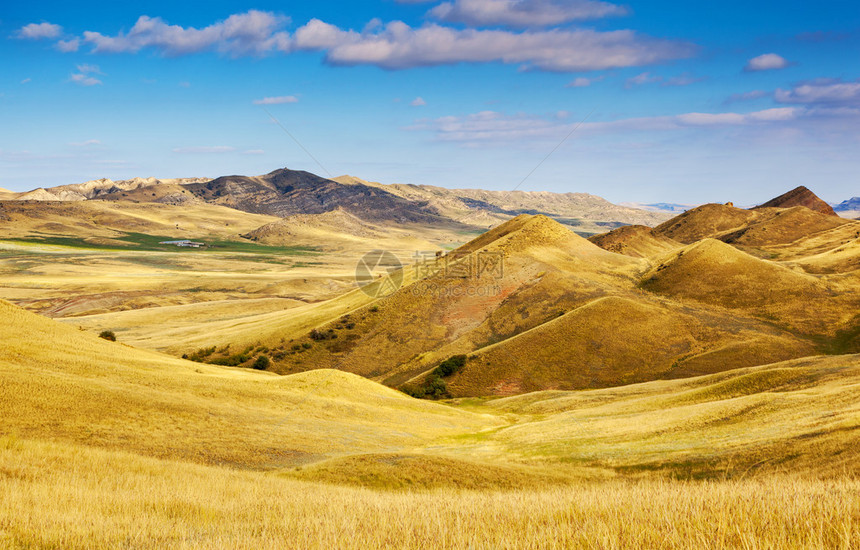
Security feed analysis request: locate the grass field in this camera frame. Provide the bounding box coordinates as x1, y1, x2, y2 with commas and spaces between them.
1, 438, 858, 549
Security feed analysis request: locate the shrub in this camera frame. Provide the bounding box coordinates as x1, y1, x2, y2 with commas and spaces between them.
425, 376, 448, 398
252, 356, 270, 370
98, 330, 116, 342
301, 342, 312, 350
432, 355, 467, 378
185, 346, 216, 362
208, 353, 251, 367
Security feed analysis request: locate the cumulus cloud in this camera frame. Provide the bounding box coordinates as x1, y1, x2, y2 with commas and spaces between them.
744, 53, 790, 72
774, 79, 860, 107
16, 22, 62, 40
56, 39, 80, 52
428, 0, 628, 28
294, 19, 694, 72
82, 10, 291, 56
412, 107, 804, 143
410, 96, 427, 106
253, 95, 299, 105
69, 64, 103, 86
172, 146, 236, 154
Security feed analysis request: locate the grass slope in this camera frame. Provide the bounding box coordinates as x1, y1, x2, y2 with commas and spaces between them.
640, 238, 859, 336
0, 300, 498, 468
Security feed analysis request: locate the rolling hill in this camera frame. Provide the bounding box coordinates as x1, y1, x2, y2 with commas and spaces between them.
0, 299, 498, 468
753, 185, 838, 216
587, 224, 680, 258
168, 213, 838, 398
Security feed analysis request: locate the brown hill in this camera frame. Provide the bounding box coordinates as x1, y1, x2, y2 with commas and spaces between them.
244, 208, 385, 242
333, 175, 671, 234
588, 224, 681, 258
639, 238, 857, 335
652, 203, 758, 244
441, 296, 813, 396
183, 168, 460, 226
753, 185, 837, 216
241, 208, 438, 252
720, 206, 850, 248
200, 215, 828, 398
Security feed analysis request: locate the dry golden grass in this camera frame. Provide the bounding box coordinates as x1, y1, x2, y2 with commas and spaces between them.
588, 224, 681, 258
0, 300, 499, 468
640, 238, 859, 336
3, 298, 860, 547
1, 438, 858, 549
479, 354, 860, 477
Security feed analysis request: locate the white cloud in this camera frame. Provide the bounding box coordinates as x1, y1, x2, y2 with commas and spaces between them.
76, 64, 102, 75
16, 22, 62, 40
412, 107, 805, 143
566, 76, 603, 87
242, 149, 266, 155
428, 0, 627, 28
410, 96, 427, 106
69, 74, 102, 86
294, 19, 695, 72
70, 139, 102, 147
625, 71, 661, 88
20, 78, 31, 84
253, 95, 299, 105
744, 53, 790, 72
82, 10, 291, 56
68, 63, 102, 86
775, 80, 860, 107
56, 39, 80, 52
172, 146, 236, 154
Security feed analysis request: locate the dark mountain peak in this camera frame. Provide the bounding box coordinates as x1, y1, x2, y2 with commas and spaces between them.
754, 186, 837, 216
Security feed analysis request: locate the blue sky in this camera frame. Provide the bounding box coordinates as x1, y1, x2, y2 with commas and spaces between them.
2, 1, 859, 204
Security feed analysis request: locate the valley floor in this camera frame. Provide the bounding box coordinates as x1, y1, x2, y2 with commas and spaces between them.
1, 438, 858, 550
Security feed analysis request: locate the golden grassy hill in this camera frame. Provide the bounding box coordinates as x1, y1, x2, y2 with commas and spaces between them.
653, 203, 758, 244
588, 224, 681, 258
438, 295, 813, 396
482, 353, 860, 477
242, 207, 439, 252
242, 215, 646, 382
0, 299, 498, 468
0, 199, 279, 240
720, 205, 853, 249
212, 214, 829, 399
639, 238, 859, 336
796, 236, 860, 274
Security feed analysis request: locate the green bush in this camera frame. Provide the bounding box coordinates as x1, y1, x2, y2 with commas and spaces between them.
98, 330, 116, 342
185, 346, 216, 362
252, 356, 270, 370
432, 355, 467, 378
